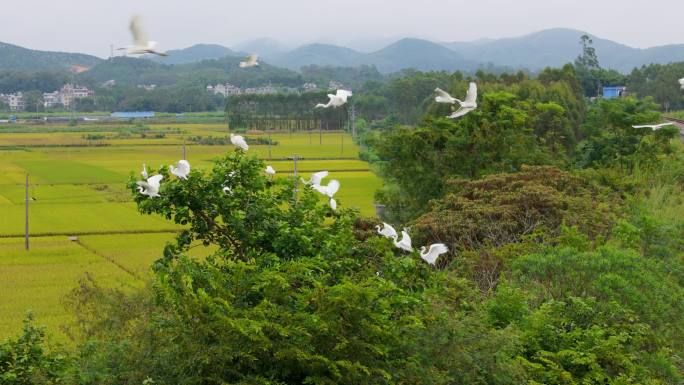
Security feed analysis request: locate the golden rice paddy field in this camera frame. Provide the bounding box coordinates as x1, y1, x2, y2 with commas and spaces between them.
0, 122, 382, 341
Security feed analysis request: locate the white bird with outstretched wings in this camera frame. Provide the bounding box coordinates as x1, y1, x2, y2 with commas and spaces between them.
445, 82, 477, 119
118, 15, 167, 57
136, 174, 163, 198
170, 160, 190, 180
420, 243, 448, 265
315, 90, 352, 108
632, 123, 675, 130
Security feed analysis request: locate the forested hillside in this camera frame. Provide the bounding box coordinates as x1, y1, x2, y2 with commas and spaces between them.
5, 63, 684, 384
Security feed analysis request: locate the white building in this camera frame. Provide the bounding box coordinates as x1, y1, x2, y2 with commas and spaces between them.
43, 91, 61, 108
0, 93, 25, 111
244, 85, 277, 95
302, 83, 318, 92
208, 83, 242, 96
46, 84, 95, 108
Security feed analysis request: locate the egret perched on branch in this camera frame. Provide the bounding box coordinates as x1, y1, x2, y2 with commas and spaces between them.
136, 174, 163, 198
230, 134, 249, 151
315, 90, 352, 108
436, 82, 477, 119
118, 15, 167, 56
376, 222, 398, 239
141, 164, 148, 179
419, 244, 448, 265
240, 54, 259, 68
169, 160, 190, 180
632, 123, 675, 130
265, 165, 276, 175
394, 229, 413, 252
679, 78, 684, 90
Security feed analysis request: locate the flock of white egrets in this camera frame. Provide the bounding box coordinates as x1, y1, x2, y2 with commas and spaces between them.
136, 134, 448, 266
119, 16, 485, 120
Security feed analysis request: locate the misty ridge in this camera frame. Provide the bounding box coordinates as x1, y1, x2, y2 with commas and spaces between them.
2, 28, 684, 74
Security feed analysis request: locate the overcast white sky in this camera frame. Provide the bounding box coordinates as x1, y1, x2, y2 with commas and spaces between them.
1, 0, 682, 57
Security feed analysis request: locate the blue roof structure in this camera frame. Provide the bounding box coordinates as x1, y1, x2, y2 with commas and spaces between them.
602, 86, 627, 99
111, 111, 155, 118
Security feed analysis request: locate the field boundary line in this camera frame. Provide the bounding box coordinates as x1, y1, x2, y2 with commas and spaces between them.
0, 229, 181, 239
72, 238, 140, 279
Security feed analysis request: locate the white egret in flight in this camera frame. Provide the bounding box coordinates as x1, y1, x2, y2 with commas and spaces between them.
419, 244, 448, 266
240, 54, 259, 68
434, 88, 459, 104
436, 82, 477, 119
302, 171, 329, 186
315, 90, 352, 108
169, 160, 190, 180
118, 15, 167, 56
136, 174, 163, 198
632, 123, 675, 130
230, 134, 249, 151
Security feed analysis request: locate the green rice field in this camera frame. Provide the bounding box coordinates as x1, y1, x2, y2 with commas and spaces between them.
0, 122, 382, 341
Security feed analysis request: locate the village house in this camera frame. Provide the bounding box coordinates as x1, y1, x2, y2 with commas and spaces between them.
0, 92, 26, 111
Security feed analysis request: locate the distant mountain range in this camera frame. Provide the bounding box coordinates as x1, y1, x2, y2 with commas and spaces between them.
1, 28, 683, 75
0, 42, 101, 72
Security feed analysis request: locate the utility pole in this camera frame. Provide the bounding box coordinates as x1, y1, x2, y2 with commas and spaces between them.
109, 44, 114, 59
25, 174, 29, 251
288, 154, 300, 199
350, 103, 356, 140
268, 131, 272, 160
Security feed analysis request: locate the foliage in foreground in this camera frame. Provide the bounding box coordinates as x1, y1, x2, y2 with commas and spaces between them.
0, 314, 76, 385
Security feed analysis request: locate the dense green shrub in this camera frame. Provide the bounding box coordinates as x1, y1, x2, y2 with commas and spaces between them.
0, 314, 77, 384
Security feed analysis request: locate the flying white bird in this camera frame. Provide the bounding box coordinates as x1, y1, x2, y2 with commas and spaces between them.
312, 179, 340, 199
632, 123, 675, 130
230, 134, 249, 151
239, 54, 259, 68
141, 164, 148, 179
265, 165, 276, 175
169, 160, 190, 180
118, 15, 167, 57
679, 78, 684, 90
136, 174, 163, 198
445, 82, 478, 119
434, 88, 459, 104
302, 171, 329, 186
394, 229, 413, 253
376, 222, 398, 239
419, 243, 449, 266
310, 178, 340, 210
315, 90, 352, 108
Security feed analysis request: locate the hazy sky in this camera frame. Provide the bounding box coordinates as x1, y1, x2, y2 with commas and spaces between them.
2, 0, 682, 57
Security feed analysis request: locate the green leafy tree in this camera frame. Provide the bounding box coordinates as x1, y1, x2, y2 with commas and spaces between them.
0, 314, 77, 384
65, 151, 466, 385
576, 97, 675, 168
